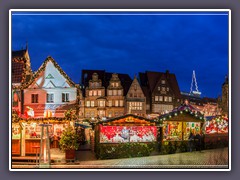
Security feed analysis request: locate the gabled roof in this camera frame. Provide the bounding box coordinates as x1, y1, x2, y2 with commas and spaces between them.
12, 48, 32, 85
138, 71, 181, 99
23, 56, 76, 88
81, 70, 132, 96
158, 104, 204, 122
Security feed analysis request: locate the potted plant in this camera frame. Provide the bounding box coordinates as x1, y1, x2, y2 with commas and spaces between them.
59, 126, 79, 160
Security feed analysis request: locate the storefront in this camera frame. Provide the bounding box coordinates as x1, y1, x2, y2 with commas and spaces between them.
11, 118, 73, 156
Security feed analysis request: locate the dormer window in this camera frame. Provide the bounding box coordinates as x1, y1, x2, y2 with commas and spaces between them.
116, 82, 119, 87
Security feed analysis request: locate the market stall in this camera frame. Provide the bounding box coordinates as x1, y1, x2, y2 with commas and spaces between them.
12, 123, 21, 155
11, 117, 73, 156
94, 114, 158, 159
204, 116, 229, 148
159, 104, 204, 142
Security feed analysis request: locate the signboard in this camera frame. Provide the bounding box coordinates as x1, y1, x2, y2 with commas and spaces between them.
99, 125, 157, 143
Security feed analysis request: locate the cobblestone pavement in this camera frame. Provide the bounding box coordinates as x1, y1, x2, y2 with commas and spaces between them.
11, 147, 229, 169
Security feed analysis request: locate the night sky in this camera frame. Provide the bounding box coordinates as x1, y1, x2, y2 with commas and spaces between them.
11, 11, 229, 98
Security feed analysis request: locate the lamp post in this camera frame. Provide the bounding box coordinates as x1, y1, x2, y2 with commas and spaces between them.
39, 124, 52, 168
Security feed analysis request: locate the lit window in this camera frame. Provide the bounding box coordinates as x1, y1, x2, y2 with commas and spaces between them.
93, 91, 97, 96
115, 100, 119, 107
155, 96, 159, 102
31, 94, 38, 103
108, 100, 112, 107
89, 90, 92, 96
62, 93, 69, 102
158, 86, 161, 91
86, 101, 90, 107
164, 96, 168, 102
116, 82, 119, 87
120, 100, 124, 107
169, 96, 172, 102
159, 96, 163, 102
99, 100, 105, 107
47, 93, 54, 103
118, 90, 122, 96
162, 87, 166, 91
108, 90, 112, 96
91, 101, 94, 107
167, 87, 169, 91
113, 90, 117, 96
98, 90, 102, 96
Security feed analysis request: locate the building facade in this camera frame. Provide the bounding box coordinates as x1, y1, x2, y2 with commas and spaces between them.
84, 73, 106, 119
106, 73, 125, 118
139, 70, 182, 116
23, 56, 79, 118
12, 47, 33, 115
125, 76, 146, 116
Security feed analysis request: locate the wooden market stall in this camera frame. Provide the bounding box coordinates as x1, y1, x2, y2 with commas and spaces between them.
158, 104, 204, 153
11, 117, 73, 157
94, 114, 159, 159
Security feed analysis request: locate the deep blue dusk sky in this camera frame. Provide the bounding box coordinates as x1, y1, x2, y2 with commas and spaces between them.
11, 11, 229, 98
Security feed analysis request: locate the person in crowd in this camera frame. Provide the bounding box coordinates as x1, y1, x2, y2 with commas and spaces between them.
195, 132, 202, 152
188, 132, 195, 152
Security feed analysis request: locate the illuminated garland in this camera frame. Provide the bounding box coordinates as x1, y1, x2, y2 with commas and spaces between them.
154, 107, 205, 125
13, 117, 74, 124
17, 56, 79, 89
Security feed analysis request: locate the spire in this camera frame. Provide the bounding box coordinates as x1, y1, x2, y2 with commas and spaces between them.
190, 70, 201, 97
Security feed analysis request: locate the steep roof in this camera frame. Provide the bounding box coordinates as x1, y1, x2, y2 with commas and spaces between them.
12, 49, 27, 59
23, 56, 76, 88
12, 48, 32, 85
139, 71, 182, 99
12, 62, 25, 83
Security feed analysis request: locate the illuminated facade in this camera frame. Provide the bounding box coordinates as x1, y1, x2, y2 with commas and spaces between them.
139, 70, 182, 116
125, 76, 146, 116
23, 56, 79, 118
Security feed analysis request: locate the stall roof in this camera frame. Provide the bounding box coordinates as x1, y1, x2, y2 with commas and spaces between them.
97, 114, 156, 125
158, 104, 204, 122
